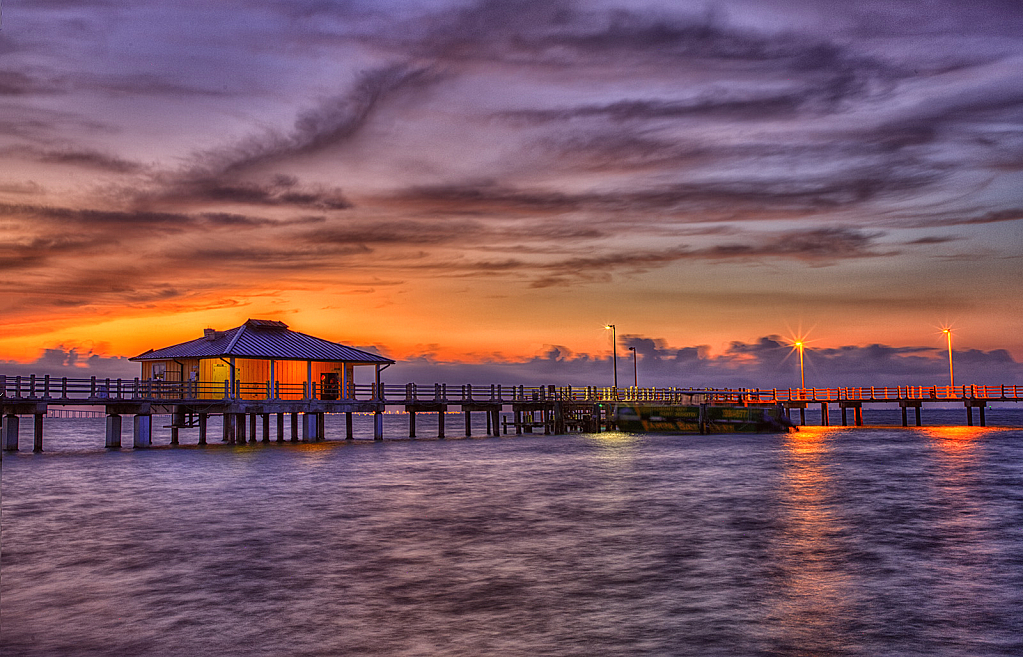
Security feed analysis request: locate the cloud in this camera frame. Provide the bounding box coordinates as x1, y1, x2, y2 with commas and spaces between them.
155, 175, 352, 210
191, 64, 436, 176
35, 148, 144, 173
389, 336, 1023, 389
0, 347, 137, 379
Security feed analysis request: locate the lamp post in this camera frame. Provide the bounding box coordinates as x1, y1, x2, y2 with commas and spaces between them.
794, 341, 805, 390
942, 328, 954, 389
628, 346, 637, 387
604, 325, 618, 390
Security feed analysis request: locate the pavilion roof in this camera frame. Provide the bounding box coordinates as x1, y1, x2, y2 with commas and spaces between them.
130, 319, 394, 364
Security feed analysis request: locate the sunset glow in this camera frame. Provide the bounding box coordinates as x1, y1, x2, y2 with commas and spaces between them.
1, 0, 1021, 388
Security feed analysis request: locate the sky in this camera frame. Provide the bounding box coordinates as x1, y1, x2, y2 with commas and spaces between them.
1, 0, 1021, 389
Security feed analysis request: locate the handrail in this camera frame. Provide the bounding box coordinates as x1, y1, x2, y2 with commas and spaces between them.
1, 375, 1020, 405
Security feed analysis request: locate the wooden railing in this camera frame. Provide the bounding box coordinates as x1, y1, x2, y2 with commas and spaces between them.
1, 375, 1020, 406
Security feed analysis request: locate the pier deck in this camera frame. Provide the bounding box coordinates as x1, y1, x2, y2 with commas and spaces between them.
2, 375, 1020, 451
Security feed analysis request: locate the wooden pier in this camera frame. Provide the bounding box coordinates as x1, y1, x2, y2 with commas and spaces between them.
2, 374, 1020, 452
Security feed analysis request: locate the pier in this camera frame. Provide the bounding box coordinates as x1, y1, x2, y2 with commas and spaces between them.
2, 374, 1020, 451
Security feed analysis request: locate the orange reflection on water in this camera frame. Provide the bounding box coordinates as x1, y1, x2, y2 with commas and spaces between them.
920, 425, 986, 450
772, 426, 852, 649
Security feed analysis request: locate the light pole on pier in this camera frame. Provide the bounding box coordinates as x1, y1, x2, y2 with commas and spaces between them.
794, 341, 805, 390
605, 325, 618, 390
628, 346, 637, 387
942, 328, 954, 388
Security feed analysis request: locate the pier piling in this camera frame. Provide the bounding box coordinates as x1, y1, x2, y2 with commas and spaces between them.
105, 413, 122, 448
3, 414, 19, 451
33, 413, 44, 452
133, 414, 152, 448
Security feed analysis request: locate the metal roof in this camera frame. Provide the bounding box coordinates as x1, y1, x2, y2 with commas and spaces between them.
131, 319, 394, 364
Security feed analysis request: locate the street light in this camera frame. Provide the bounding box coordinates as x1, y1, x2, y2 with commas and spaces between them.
604, 324, 618, 389
794, 340, 805, 390
942, 328, 954, 388
628, 346, 637, 387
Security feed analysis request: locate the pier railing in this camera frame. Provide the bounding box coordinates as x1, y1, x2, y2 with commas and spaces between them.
2, 375, 1020, 406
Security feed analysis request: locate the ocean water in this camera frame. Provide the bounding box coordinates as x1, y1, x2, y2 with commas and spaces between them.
3, 411, 1023, 656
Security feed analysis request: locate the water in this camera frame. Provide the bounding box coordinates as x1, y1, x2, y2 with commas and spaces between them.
3, 413, 1023, 656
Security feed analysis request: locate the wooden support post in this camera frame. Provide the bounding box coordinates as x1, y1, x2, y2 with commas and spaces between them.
485, 410, 491, 436
966, 405, 973, 426
106, 413, 122, 448
2, 414, 19, 451
345, 412, 353, 440
855, 406, 863, 426
248, 414, 257, 443
302, 413, 315, 442
492, 409, 500, 437
374, 410, 383, 441
841, 406, 848, 426
133, 414, 152, 448
223, 413, 233, 443
464, 410, 472, 437
276, 413, 284, 443
290, 413, 299, 442
979, 405, 986, 427
409, 411, 416, 438
544, 408, 551, 435
317, 413, 325, 441
799, 407, 806, 426
33, 413, 44, 452
198, 413, 208, 445
915, 406, 921, 427
821, 403, 829, 426
902, 405, 908, 427
514, 409, 522, 435
437, 409, 445, 439
171, 407, 184, 445
262, 413, 270, 443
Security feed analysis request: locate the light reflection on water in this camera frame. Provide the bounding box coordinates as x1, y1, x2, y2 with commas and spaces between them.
3, 417, 1023, 656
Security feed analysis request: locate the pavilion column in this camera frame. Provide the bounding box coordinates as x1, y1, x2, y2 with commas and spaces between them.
306, 361, 312, 400
270, 360, 276, 400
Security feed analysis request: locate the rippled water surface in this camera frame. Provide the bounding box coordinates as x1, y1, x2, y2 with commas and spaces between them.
3, 414, 1023, 656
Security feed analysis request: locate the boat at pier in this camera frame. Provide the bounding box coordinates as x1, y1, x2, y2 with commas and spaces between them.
615, 395, 796, 434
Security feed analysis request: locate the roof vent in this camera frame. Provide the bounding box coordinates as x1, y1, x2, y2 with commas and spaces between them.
204, 328, 217, 341
245, 319, 289, 330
